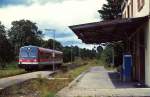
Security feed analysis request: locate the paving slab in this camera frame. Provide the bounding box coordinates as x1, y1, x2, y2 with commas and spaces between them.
75, 66, 115, 89
58, 88, 150, 97
57, 66, 150, 97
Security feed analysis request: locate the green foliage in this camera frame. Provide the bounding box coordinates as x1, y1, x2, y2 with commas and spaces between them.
69, 59, 104, 78
101, 44, 113, 66
5, 62, 18, 69
0, 69, 26, 78
113, 42, 124, 67
98, 0, 123, 20
63, 46, 97, 63
63, 46, 73, 62
42, 39, 63, 51
0, 22, 5, 34
45, 92, 55, 97
0, 22, 14, 68
8, 19, 43, 55
100, 42, 124, 67
80, 48, 96, 59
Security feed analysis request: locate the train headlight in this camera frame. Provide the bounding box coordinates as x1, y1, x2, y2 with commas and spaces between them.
33, 59, 38, 62
19, 59, 22, 62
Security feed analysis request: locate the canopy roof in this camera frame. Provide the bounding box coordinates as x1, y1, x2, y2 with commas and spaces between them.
69, 16, 149, 44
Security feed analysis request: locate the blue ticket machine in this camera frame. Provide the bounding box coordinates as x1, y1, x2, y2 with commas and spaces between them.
122, 54, 132, 82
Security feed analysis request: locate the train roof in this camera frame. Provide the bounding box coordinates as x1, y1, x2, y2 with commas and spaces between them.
21, 45, 63, 54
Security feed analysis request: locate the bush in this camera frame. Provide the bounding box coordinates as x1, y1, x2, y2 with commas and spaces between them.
101, 45, 113, 66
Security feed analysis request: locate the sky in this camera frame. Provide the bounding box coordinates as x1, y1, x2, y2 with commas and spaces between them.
0, 0, 106, 49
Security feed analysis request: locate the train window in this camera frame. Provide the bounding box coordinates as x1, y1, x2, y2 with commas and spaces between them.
20, 47, 38, 58
39, 51, 52, 59
29, 48, 38, 58
20, 49, 28, 58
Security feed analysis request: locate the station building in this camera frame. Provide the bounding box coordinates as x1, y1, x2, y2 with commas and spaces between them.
69, 0, 150, 87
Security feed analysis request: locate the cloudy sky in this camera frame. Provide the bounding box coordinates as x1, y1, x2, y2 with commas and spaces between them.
0, 0, 106, 49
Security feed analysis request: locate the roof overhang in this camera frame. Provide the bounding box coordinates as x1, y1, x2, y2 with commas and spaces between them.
69, 16, 149, 44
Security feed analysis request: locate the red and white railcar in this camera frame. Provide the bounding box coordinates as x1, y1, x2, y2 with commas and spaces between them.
18, 45, 63, 71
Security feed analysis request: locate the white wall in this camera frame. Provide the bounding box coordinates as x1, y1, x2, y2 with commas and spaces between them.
145, 20, 150, 87
133, 0, 149, 17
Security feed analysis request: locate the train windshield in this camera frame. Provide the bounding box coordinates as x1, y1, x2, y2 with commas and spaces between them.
20, 47, 38, 58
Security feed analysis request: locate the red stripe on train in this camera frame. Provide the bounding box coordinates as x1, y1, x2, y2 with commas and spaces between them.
19, 59, 50, 62
19, 59, 38, 62
39, 59, 49, 62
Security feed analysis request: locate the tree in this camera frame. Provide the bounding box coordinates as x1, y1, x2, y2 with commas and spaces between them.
42, 39, 63, 51
63, 46, 74, 63
80, 48, 96, 59
62, 46, 97, 63
101, 44, 113, 66
8, 20, 43, 56
0, 22, 14, 68
98, 0, 124, 67
98, 0, 123, 20
113, 42, 124, 67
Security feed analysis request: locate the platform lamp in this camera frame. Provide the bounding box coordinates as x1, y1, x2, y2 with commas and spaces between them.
45, 29, 56, 71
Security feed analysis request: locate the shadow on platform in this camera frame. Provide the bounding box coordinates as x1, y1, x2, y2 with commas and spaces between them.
108, 72, 137, 88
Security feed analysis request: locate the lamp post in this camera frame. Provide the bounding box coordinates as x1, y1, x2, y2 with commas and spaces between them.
45, 29, 56, 71
70, 41, 82, 63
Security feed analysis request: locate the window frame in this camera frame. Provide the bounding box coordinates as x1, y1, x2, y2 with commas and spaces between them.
127, 5, 130, 18
137, 0, 145, 12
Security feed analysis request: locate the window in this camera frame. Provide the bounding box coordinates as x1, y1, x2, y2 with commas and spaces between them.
137, 0, 145, 11
20, 47, 38, 58
127, 5, 130, 18
131, 0, 133, 17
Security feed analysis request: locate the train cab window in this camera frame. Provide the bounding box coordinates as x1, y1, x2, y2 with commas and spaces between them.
39, 52, 49, 59
20, 47, 38, 58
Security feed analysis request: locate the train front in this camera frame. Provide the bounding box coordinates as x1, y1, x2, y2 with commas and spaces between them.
18, 46, 38, 70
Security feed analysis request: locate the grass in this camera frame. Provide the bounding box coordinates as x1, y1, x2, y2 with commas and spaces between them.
0, 62, 26, 78
0, 69, 26, 78
5, 62, 19, 69
0, 77, 71, 97
0, 59, 106, 97
55, 59, 104, 79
